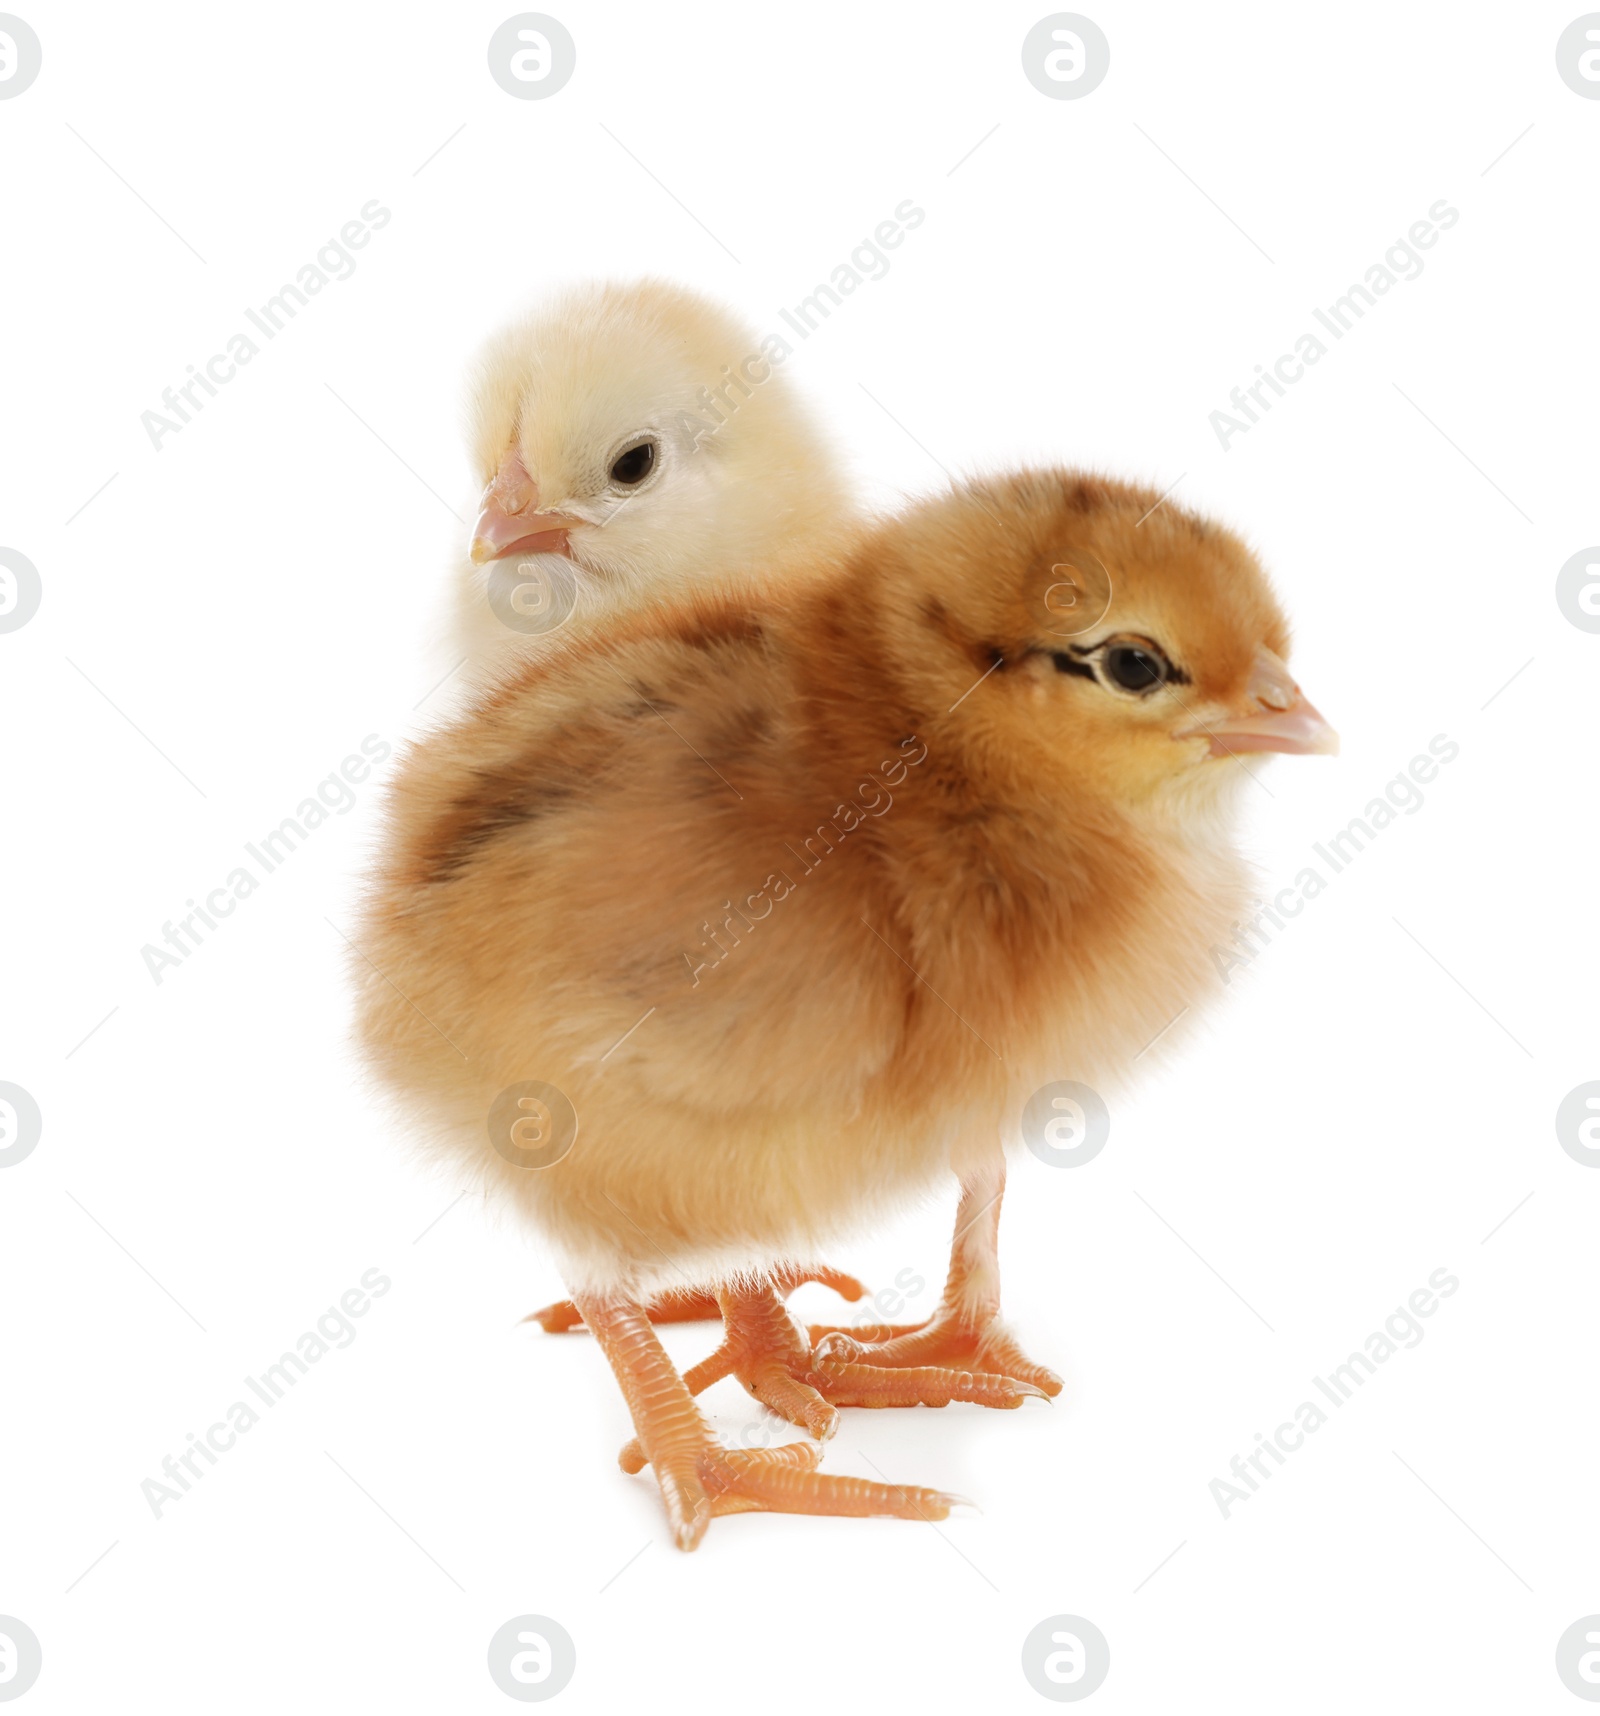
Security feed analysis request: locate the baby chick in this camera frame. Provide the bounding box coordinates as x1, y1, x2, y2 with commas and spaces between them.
356, 469, 1335, 1549
452, 278, 855, 682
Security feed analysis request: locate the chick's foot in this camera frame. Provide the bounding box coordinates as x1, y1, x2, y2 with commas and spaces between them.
620, 1437, 962, 1527
809, 1315, 1063, 1398
574, 1293, 959, 1550
810, 1162, 1063, 1399
616, 1276, 1046, 1470
528, 1262, 866, 1333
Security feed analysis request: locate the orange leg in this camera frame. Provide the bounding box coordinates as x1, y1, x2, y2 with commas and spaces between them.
571, 1291, 962, 1550
809, 1162, 1063, 1398
529, 1262, 865, 1333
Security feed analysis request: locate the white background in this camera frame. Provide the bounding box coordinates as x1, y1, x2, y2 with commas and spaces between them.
3, 2, 1597, 1710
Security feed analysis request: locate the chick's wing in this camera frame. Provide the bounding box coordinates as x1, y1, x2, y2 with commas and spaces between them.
382, 615, 906, 1120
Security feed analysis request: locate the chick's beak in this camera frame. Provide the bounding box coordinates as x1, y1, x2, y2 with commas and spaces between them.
469, 448, 583, 564
1183, 646, 1339, 758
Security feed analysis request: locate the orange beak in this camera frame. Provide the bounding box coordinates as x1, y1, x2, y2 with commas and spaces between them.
469, 448, 584, 564
1181, 647, 1339, 758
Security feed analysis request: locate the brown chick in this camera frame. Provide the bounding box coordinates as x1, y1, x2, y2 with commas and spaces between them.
355, 469, 1336, 1549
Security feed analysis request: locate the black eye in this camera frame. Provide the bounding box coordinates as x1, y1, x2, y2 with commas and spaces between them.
609, 440, 656, 486
1101, 643, 1169, 693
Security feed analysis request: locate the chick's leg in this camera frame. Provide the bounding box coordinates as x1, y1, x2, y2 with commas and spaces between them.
571, 1291, 961, 1551
530, 1262, 866, 1333
808, 1162, 1063, 1398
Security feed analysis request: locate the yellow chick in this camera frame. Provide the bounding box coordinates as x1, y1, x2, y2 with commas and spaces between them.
356, 469, 1336, 1549
452, 278, 855, 682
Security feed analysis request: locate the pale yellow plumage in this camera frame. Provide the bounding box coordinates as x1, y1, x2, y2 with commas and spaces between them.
450, 278, 857, 683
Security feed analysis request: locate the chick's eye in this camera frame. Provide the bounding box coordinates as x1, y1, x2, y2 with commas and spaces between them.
1102, 643, 1169, 693
609, 440, 656, 485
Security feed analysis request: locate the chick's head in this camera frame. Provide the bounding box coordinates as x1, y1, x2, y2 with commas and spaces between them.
867, 470, 1335, 821
467, 279, 850, 608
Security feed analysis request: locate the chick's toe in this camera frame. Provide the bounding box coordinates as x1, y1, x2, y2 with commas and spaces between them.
527, 1262, 867, 1335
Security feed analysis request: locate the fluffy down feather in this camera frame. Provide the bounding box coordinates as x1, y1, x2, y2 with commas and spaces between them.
359, 470, 1306, 1297
451, 278, 856, 684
